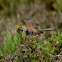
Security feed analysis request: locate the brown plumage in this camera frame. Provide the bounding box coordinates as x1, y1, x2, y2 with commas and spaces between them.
24, 17, 56, 35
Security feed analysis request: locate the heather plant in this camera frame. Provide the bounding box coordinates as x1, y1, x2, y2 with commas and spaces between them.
0, 32, 19, 55
0, 29, 62, 62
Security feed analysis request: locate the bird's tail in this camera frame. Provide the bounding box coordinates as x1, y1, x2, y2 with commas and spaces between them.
39, 28, 56, 32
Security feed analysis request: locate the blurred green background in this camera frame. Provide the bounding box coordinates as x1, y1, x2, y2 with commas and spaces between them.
0, 0, 62, 43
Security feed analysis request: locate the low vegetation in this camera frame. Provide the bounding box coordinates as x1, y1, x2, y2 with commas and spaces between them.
0, 27, 62, 62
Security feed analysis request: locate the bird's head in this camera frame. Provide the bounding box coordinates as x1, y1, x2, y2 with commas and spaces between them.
24, 17, 33, 24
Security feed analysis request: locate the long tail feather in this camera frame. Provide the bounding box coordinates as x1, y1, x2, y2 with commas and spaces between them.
39, 28, 56, 32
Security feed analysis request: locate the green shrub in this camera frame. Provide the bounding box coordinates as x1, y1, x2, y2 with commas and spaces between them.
0, 32, 19, 55
0, 30, 62, 62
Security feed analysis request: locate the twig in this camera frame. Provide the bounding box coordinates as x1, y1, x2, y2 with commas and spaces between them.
53, 52, 62, 57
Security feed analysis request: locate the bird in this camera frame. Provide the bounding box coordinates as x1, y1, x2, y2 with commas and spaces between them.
24, 17, 56, 36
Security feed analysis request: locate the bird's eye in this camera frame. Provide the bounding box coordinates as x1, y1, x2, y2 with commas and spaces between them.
26, 19, 28, 20
26, 19, 29, 21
